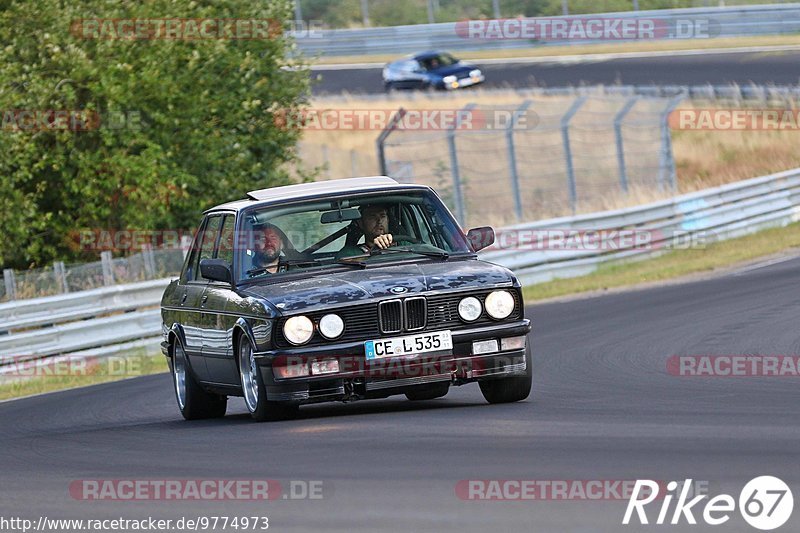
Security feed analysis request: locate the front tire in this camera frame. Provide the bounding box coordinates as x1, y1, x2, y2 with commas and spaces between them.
479, 344, 532, 404
172, 340, 227, 420
238, 336, 298, 422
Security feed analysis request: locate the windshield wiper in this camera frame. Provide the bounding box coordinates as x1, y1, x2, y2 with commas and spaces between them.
374, 247, 450, 260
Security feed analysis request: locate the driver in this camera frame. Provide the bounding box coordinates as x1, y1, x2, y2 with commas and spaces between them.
250, 223, 287, 274
337, 204, 409, 259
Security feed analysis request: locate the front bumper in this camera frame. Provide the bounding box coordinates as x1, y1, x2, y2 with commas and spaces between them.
254, 319, 530, 404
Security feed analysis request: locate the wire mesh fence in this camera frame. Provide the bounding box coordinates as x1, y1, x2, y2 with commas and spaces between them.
374, 93, 680, 228
1, 247, 186, 303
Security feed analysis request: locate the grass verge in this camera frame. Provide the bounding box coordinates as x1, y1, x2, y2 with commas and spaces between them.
313, 35, 800, 65
523, 221, 800, 302
0, 351, 168, 402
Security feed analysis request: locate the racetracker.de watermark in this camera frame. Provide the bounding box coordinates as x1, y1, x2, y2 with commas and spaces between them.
455, 17, 718, 41
0, 355, 152, 379
1, 110, 142, 132
482, 228, 709, 252
70, 18, 323, 40
275, 108, 539, 131
670, 108, 800, 131
456, 479, 708, 500
69, 479, 326, 501
667, 355, 800, 377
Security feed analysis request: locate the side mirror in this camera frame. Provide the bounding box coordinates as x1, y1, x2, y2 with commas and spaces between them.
200, 258, 232, 284
466, 227, 495, 252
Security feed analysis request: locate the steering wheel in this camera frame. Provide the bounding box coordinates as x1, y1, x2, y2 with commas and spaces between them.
392, 234, 422, 245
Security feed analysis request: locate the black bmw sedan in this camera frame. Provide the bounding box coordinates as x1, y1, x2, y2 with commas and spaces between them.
160, 177, 530, 421
382, 51, 484, 92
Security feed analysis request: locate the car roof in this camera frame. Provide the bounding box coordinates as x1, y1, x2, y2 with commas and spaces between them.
205, 176, 429, 214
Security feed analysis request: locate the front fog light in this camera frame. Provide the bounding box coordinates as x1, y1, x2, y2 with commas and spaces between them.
311, 358, 340, 375
501, 336, 526, 351
473, 339, 499, 355
319, 313, 344, 339
283, 315, 314, 345
485, 290, 515, 319
458, 296, 482, 322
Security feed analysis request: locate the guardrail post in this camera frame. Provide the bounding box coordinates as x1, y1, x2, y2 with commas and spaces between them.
561, 96, 587, 214
506, 100, 532, 222
376, 108, 407, 176
447, 103, 474, 226
658, 94, 685, 191
53, 261, 69, 294
100, 251, 116, 286
614, 96, 639, 194
3, 269, 16, 301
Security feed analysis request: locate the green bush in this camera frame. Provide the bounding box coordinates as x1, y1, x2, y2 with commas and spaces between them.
0, 0, 310, 269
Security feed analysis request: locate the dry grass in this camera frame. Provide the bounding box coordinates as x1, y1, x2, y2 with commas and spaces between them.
294, 91, 800, 227
313, 35, 800, 64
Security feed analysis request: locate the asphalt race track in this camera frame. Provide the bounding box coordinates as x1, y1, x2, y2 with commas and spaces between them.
1, 256, 799, 532
313, 50, 800, 95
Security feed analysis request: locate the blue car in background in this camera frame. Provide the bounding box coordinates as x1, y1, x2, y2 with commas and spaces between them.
382, 51, 485, 92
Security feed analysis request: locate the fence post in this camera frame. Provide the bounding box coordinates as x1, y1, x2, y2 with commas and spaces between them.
3, 269, 16, 301
376, 108, 407, 176
321, 144, 331, 179
658, 94, 685, 191
614, 96, 639, 194
180, 235, 194, 260
562, 0, 569, 16
53, 261, 69, 294
506, 100, 532, 222
142, 244, 156, 279
100, 251, 116, 286
447, 103, 474, 226
350, 149, 359, 176
561, 96, 587, 214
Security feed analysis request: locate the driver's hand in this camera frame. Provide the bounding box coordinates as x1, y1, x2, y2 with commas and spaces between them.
373, 233, 393, 250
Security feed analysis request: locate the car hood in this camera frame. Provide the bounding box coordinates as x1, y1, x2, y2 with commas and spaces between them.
241, 259, 515, 314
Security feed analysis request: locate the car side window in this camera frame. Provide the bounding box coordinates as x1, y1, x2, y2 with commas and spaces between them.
186, 215, 222, 282
216, 215, 236, 267
181, 218, 206, 284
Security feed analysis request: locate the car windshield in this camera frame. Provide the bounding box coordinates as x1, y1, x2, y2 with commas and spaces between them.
420, 53, 458, 70
237, 190, 472, 281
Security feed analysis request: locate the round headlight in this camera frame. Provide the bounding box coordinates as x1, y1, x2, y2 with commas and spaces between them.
318, 314, 344, 339
485, 290, 515, 320
442, 75, 457, 84
458, 296, 482, 322
283, 316, 314, 345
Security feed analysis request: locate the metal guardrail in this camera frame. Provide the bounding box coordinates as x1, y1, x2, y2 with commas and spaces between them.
3, 166, 800, 362
0, 278, 170, 334
295, 4, 800, 57
479, 167, 800, 284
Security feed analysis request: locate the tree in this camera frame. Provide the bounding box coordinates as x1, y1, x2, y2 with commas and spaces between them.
0, 0, 310, 268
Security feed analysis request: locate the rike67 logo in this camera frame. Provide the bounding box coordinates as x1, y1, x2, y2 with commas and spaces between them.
623, 476, 793, 530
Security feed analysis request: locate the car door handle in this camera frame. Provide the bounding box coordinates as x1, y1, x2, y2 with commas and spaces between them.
180, 292, 188, 304
201, 295, 209, 306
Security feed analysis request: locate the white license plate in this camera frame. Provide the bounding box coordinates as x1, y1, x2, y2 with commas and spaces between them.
365, 330, 453, 360
459, 78, 475, 87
